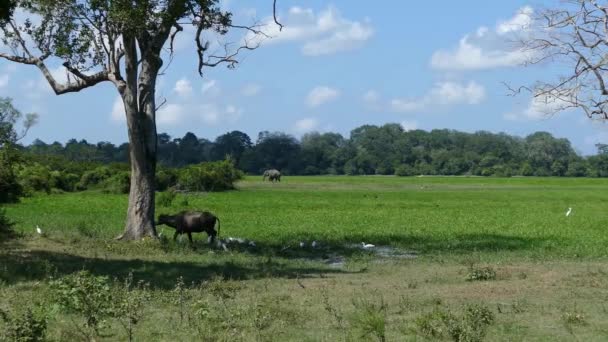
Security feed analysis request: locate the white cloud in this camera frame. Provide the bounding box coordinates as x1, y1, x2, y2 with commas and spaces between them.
390, 81, 486, 112
201, 79, 220, 97
245, 5, 373, 56
497, 6, 533, 34
0, 74, 8, 88
391, 99, 425, 113
363, 90, 379, 104
173, 77, 193, 97
110, 96, 125, 123
242, 83, 261, 96
157, 103, 185, 125
400, 120, 418, 131
430, 6, 533, 70
294, 117, 319, 133
504, 94, 573, 121
431, 81, 485, 105
307, 86, 340, 107
199, 103, 243, 125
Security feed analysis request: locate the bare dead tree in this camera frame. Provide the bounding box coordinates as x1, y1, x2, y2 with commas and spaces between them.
513, 0, 608, 119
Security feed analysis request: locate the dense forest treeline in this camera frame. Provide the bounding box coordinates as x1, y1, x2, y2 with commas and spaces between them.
19, 123, 608, 177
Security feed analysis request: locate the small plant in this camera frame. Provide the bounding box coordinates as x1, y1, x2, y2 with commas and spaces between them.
415, 303, 495, 342
351, 296, 388, 342
172, 276, 188, 325
114, 272, 151, 342
321, 287, 346, 331
415, 310, 446, 338
562, 310, 586, 326
466, 266, 497, 281
50, 270, 114, 339
156, 189, 176, 207
0, 307, 47, 342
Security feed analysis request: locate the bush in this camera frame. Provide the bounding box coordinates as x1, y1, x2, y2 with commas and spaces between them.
395, 164, 415, 177
156, 167, 179, 191
0, 307, 47, 342
77, 166, 113, 190
16, 163, 52, 194
466, 266, 497, 281
50, 270, 114, 338
178, 159, 243, 192
156, 189, 177, 207
0, 207, 16, 241
0, 156, 22, 203
415, 304, 495, 342
50, 170, 80, 192
102, 171, 130, 194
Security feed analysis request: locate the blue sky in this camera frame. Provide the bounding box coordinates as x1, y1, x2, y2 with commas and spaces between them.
2, 0, 608, 155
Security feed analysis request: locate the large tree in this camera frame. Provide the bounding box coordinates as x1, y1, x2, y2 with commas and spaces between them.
514, 0, 608, 118
0, 0, 279, 239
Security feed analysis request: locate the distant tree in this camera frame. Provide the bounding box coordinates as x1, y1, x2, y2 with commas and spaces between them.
0, 0, 279, 240
0, 97, 37, 202
251, 131, 301, 174
300, 132, 345, 174
596, 143, 608, 155
212, 131, 252, 164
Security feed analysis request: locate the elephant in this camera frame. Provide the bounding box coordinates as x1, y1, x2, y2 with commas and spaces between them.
262, 169, 281, 182
157, 210, 220, 244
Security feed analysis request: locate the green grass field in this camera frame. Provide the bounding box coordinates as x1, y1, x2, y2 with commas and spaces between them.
2, 176, 608, 341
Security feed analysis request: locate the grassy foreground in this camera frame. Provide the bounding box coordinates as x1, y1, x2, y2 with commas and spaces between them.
1, 176, 608, 340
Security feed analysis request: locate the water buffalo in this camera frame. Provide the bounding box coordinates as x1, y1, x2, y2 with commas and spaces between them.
263, 169, 281, 182
157, 211, 220, 244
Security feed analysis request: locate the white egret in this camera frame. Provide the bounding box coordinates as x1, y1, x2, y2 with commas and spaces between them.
299, 241, 306, 248
312, 241, 318, 248
36, 225, 42, 235
566, 207, 572, 217
361, 242, 375, 249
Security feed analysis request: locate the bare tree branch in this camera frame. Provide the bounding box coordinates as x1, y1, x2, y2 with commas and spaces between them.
513, 0, 608, 119
273, 0, 283, 31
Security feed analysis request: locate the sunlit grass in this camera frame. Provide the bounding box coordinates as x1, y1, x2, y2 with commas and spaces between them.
5, 176, 608, 259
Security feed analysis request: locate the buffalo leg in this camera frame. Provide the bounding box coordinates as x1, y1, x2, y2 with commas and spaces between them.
187, 232, 193, 244
173, 231, 179, 241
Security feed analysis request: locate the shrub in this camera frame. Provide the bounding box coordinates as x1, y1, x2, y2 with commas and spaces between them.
77, 166, 113, 190
50, 170, 80, 192
0, 207, 17, 241
0, 307, 47, 342
50, 270, 114, 338
102, 171, 130, 194
156, 189, 177, 207
351, 297, 388, 341
0, 154, 22, 203
415, 304, 495, 342
155, 167, 179, 191
395, 164, 415, 177
178, 159, 243, 192
466, 266, 497, 281
16, 162, 52, 194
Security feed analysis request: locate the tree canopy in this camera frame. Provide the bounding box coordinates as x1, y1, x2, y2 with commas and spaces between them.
20, 124, 608, 178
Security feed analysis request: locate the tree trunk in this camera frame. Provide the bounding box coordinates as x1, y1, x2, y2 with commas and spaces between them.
116, 36, 160, 240
118, 101, 157, 240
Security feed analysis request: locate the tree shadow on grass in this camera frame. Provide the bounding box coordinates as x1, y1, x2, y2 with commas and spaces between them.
0, 249, 352, 289
238, 232, 552, 260
0, 232, 551, 289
